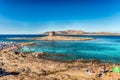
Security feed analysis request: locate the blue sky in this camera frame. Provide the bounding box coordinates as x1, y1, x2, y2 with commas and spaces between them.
0, 0, 120, 34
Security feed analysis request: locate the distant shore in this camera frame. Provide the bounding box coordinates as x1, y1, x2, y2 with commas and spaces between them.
7, 35, 95, 41
43, 30, 120, 36
82, 34, 120, 36
33, 35, 95, 41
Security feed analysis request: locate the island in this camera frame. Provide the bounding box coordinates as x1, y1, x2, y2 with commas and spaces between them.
7, 31, 95, 41
34, 31, 94, 41
7, 30, 120, 41
44, 30, 120, 36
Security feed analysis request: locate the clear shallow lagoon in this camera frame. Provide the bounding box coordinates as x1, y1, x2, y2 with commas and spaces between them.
1, 35, 120, 63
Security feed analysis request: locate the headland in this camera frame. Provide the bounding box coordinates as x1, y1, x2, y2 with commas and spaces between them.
0, 42, 120, 80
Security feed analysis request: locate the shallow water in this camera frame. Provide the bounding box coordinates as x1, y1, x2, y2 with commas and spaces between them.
0, 35, 120, 63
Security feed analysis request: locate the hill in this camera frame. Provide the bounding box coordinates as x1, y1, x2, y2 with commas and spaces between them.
44, 30, 120, 35
44, 30, 86, 35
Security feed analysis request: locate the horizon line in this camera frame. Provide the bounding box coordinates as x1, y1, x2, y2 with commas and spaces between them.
0, 30, 120, 34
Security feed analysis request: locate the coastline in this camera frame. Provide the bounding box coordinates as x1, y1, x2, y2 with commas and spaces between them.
82, 34, 120, 36
6, 35, 95, 41
33, 36, 95, 41
6, 34, 120, 41
0, 43, 120, 80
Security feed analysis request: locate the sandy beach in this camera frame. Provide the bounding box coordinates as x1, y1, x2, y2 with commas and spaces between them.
0, 42, 120, 80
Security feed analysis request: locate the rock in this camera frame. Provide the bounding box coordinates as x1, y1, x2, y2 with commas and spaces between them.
44, 30, 86, 35
14, 51, 20, 55
40, 69, 46, 75
49, 77, 58, 80
35, 36, 94, 41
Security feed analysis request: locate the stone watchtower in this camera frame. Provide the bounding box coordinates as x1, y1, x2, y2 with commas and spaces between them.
48, 31, 55, 36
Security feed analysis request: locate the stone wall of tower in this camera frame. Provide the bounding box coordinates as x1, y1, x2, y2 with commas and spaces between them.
48, 31, 55, 36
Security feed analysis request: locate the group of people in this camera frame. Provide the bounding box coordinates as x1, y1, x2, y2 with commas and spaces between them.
0, 41, 20, 51
86, 63, 112, 78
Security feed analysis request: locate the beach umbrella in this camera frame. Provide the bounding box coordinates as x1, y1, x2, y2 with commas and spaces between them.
113, 66, 120, 73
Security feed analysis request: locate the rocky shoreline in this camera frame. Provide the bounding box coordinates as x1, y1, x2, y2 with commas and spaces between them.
7, 36, 95, 41
0, 44, 120, 80
33, 36, 94, 41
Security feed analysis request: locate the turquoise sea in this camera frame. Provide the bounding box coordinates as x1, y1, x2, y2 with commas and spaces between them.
0, 35, 120, 63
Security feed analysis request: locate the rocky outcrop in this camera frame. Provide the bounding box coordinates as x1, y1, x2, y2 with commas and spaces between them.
44, 30, 120, 35
45, 30, 86, 35
7, 36, 94, 41
34, 36, 94, 41
0, 45, 120, 80
0, 49, 119, 80
36, 30, 94, 41
65, 30, 86, 35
